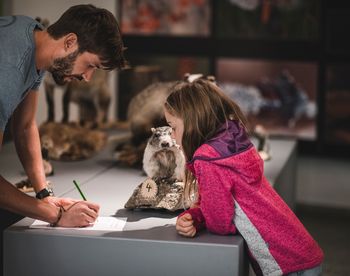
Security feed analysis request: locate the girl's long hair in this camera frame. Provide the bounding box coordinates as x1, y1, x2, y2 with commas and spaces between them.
164, 79, 248, 206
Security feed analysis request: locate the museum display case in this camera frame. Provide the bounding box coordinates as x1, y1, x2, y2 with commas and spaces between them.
118, 0, 350, 155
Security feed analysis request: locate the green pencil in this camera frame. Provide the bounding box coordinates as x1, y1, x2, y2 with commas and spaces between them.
73, 180, 87, 201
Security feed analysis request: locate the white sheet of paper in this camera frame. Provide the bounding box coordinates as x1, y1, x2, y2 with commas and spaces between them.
30, 217, 127, 231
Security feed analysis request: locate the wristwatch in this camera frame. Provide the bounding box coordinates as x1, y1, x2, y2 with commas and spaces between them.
36, 187, 54, 199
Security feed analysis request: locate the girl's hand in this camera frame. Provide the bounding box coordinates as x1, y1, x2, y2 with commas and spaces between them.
176, 213, 196, 237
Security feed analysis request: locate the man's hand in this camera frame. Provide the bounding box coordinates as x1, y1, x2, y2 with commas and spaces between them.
58, 201, 100, 227
46, 199, 100, 228
43, 196, 78, 208
176, 213, 196, 237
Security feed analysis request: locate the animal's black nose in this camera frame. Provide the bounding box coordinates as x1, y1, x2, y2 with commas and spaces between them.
161, 142, 170, 148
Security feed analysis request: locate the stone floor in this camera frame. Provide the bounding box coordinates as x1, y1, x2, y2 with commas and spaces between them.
296, 206, 350, 276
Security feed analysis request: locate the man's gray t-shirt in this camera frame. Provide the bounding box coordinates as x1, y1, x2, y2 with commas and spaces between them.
0, 15, 45, 131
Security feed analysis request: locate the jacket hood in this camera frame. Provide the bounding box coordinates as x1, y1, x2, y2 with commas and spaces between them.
207, 120, 252, 158
187, 120, 263, 185
189, 120, 252, 161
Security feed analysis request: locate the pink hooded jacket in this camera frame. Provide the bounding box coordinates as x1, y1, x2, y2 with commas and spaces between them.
180, 120, 323, 276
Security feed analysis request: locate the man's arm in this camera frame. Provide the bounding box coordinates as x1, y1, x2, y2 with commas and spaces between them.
0, 169, 98, 227
0, 130, 99, 227
9, 90, 100, 227
11, 90, 47, 193
0, 131, 59, 222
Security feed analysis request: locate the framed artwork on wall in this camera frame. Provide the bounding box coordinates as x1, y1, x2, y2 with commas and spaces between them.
216, 0, 320, 40
120, 0, 211, 37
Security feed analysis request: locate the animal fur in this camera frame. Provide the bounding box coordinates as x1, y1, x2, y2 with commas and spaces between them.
39, 122, 107, 161
15, 179, 52, 194
127, 81, 176, 146
44, 69, 111, 128
142, 126, 185, 181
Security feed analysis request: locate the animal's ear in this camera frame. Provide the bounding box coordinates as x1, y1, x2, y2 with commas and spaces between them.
151, 128, 156, 133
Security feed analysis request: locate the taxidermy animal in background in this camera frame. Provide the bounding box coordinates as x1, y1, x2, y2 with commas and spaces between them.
221, 70, 316, 129
44, 69, 111, 128
113, 74, 215, 167
142, 126, 185, 181
15, 148, 54, 193
39, 122, 107, 161
128, 73, 214, 146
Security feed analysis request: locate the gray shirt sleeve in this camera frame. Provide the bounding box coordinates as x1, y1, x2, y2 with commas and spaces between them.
31, 70, 45, 91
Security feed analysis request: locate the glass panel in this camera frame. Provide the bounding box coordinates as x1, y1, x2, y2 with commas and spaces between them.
326, 11, 350, 55
217, 58, 318, 140
216, 0, 319, 40
325, 65, 350, 145
121, 0, 211, 37
118, 55, 210, 119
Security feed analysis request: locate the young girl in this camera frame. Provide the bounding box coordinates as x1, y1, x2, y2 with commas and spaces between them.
164, 79, 323, 276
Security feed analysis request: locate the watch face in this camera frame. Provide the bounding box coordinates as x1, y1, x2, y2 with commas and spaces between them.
47, 188, 54, 196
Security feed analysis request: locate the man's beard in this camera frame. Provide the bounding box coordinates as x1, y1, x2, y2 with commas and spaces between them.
47, 50, 82, 85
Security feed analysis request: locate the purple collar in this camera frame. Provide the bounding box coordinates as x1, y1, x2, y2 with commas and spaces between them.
189, 120, 252, 164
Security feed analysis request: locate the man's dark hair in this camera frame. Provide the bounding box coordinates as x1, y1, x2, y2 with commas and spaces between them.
47, 4, 127, 71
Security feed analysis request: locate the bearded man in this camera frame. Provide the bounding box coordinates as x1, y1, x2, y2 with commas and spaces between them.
0, 5, 127, 227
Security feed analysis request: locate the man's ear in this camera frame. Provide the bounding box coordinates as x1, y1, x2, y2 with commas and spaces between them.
64, 33, 78, 52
